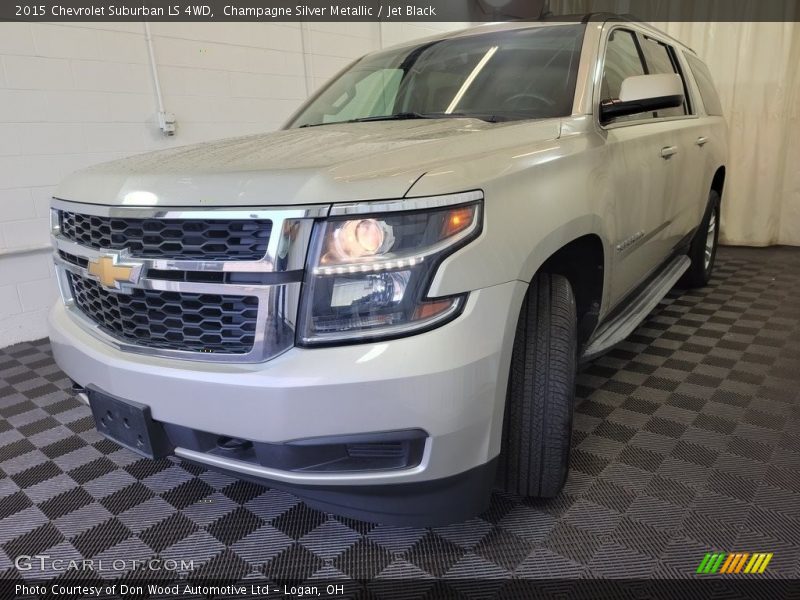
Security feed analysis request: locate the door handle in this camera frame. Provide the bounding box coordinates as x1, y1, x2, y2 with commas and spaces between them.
661, 146, 678, 159
696, 136, 709, 146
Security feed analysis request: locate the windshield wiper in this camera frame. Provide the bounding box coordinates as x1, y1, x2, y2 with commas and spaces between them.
347, 111, 433, 123
298, 112, 504, 127
297, 112, 428, 127
349, 112, 506, 123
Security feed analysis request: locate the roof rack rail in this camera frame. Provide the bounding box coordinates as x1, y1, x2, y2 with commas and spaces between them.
580, 12, 640, 24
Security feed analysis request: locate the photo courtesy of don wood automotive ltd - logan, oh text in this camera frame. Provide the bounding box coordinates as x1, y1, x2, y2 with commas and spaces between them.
0, 0, 799, 599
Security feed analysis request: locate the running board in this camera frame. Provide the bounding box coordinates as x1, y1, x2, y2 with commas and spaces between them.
581, 255, 690, 363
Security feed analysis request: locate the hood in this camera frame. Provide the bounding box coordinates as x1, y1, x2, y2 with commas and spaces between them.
56, 118, 562, 207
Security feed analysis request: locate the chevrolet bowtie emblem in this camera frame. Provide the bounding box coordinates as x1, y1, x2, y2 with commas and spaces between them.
87, 254, 143, 290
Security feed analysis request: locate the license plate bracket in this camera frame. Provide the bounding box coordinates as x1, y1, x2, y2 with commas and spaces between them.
87, 389, 172, 459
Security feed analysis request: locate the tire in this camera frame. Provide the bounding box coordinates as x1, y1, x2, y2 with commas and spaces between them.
681, 190, 720, 288
497, 273, 578, 498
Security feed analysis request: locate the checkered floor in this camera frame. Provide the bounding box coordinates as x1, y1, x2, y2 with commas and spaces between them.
0, 246, 798, 586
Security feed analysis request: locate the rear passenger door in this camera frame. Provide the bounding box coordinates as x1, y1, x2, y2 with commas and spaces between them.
637, 34, 705, 252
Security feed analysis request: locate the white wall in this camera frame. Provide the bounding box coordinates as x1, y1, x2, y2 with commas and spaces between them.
0, 20, 468, 347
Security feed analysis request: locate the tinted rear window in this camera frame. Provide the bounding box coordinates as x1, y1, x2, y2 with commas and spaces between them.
685, 53, 724, 116
640, 36, 688, 117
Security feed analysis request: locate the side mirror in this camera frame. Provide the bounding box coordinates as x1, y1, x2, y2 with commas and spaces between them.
600, 73, 684, 123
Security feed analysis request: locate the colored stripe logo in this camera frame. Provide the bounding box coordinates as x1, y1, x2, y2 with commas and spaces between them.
696, 552, 773, 574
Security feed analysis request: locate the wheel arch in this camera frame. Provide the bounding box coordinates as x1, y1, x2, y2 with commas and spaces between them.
711, 165, 726, 199
539, 234, 605, 343
519, 218, 609, 344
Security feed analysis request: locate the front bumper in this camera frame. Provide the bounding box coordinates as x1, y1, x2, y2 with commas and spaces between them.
49, 281, 525, 521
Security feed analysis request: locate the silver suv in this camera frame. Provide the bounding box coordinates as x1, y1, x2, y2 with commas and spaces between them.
49, 15, 727, 526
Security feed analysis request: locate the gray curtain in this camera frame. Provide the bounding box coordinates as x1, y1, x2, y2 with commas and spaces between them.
653, 21, 800, 246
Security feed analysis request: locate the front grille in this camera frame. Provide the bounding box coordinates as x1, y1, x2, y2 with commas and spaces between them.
58, 250, 88, 268
59, 211, 272, 260
68, 273, 258, 354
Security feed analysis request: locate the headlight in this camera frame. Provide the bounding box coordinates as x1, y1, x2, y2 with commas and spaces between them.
297, 193, 483, 345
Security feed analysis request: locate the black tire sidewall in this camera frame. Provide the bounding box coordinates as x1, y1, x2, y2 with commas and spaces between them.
499, 273, 577, 498
683, 189, 721, 288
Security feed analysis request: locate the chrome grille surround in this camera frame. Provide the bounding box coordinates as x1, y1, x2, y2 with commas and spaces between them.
59, 210, 274, 260
51, 198, 329, 363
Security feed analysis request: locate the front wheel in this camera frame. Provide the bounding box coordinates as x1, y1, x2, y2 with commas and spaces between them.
682, 189, 721, 288
497, 273, 577, 498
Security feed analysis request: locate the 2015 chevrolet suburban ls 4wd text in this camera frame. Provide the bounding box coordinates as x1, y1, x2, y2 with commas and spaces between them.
48, 16, 727, 525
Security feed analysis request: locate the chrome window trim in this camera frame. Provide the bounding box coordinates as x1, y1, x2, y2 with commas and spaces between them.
328, 190, 483, 217
51, 200, 327, 364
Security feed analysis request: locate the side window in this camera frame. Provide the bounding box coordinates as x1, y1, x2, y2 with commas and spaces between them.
685, 53, 724, 116
601, 29, 648, 122
640, 37, 689, 118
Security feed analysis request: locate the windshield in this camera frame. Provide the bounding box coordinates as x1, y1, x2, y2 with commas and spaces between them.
288, 24, 586, 128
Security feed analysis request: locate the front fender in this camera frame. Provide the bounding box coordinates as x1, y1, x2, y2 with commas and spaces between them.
410, 122, 614, 301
